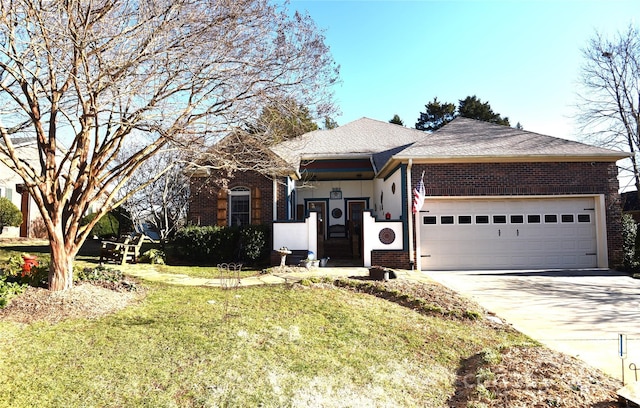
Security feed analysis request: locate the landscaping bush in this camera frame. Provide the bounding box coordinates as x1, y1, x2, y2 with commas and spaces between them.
0, 197, 23, 233
238, 224, 270, 262
23, 263, 49, 287
0, 278, 26, 308
0, 254, 48, 288
172, 224, 269, 265
81, 212, 119, 239
173, 225, 219, 261
622, 213, 640, 270
75, 265, 138, 291
139, 249, 166, 265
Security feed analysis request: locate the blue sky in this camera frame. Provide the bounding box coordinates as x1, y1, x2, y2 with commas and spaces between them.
290, 0, 638, 142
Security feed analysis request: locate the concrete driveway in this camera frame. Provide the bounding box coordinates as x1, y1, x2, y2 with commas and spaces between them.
424, 269, 640, 382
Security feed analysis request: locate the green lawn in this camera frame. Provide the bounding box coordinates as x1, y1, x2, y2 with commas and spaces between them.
0, 240, 536, 406
0, 280, 531, 407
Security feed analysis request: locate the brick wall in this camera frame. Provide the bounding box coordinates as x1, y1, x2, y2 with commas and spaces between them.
371, 250, 411, 269
411, 161, 623, 268
188, 170, 288, 226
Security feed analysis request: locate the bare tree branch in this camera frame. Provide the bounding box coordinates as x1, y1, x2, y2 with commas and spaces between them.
577, 24, 640, 192
0, 0, 339, 290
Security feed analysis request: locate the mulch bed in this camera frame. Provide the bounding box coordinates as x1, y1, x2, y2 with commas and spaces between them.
327, 277, 623, 407
0, 283, 145, 324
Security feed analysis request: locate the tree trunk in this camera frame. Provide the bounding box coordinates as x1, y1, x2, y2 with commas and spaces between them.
48, 233, 75, 291
634, 190, 640, 265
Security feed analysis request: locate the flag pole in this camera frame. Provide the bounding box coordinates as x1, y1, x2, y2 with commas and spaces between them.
414, 171, 425, 271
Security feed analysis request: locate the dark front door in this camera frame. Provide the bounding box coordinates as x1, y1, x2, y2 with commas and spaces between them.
348, 201, 365, 259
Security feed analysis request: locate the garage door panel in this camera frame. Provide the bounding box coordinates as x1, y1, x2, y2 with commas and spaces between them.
420, 198, 599, 270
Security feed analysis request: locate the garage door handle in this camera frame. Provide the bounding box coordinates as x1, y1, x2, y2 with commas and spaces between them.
498, 229, 501, 237
517, 229, 519, 237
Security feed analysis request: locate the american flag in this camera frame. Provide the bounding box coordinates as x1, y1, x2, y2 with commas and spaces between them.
412, 172, 426, 214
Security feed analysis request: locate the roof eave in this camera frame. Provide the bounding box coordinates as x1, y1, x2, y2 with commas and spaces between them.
299, 153, 373, 161
392, 153, 629, 163
377, 153, 629, 179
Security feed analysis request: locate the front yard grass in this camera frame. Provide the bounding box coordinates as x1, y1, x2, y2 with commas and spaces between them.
0, 281, 530, 407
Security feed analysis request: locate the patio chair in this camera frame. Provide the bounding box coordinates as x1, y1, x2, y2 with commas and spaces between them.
100, 234, 145, 265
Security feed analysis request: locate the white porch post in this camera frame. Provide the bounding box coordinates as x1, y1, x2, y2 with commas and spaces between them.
307, 211, 318, 256
273, 179, 278, 221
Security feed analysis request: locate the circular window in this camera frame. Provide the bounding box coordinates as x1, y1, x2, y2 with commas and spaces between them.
378, 228, 396, 245
331, 208, 343, 219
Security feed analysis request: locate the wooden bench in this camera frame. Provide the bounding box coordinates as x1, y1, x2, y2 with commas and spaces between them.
100, 234, 145, 265
328, 224, 346, 238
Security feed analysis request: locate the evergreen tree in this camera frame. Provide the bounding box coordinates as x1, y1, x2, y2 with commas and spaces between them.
389, 114, 404, 126
416, 95, 513, 131
458, 95, 510, 126
415, 97, 456, 131
323, 116, 339, 130
253, 99, 319, 143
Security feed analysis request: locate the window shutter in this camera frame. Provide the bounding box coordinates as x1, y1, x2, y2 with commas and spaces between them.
251, 187, 261, 224
217, 189, 228, 226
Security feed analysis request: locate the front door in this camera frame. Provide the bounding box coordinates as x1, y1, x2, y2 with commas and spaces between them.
348, 201, 366, 259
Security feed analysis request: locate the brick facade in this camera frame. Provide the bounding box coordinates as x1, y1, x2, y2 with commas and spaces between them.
371, 250, 411, 269
188, 170, 288, 227
188, 160, 623, 269
410, 161, 623, 268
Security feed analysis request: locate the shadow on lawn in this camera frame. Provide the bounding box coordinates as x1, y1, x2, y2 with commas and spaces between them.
0, 239, 103, 260
0, 243, 50, 256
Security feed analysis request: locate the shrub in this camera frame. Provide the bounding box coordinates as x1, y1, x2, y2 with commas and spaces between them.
0, 278, 26, 308
0, 197, 22, 232
75, 265, 138, 291
0, 254, 49, 288
173, 224, 270, 265
238, 224, 270, 262
139, 249, 166, 265
173, 225, 220, 261
81, 212, 119, 239
622, 213, 639, 270
23, 263, 49, 288
0, 254, 24, 279
29, 217, 48, 238
75, 265, 124, 283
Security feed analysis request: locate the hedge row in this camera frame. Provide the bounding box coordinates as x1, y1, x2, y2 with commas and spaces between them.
172, 224, 270, 265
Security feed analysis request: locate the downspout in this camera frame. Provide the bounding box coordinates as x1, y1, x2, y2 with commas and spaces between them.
407, 159, 414, 269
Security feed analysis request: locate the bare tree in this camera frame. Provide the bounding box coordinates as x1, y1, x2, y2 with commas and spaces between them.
577, 24, 640, 192
119, 146, 191, 243
0, 0, 339, 290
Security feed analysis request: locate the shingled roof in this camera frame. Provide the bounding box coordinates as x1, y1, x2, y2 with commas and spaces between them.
394, 117, 626, 161
272, 116, 627, 179
271, 117, 424, 172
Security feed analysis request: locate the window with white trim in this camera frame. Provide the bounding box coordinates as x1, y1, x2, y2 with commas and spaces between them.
0, 186, 11, 201
229, 187, 250, 226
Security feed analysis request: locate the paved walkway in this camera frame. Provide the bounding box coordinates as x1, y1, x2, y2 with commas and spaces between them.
125, 265, 374, 287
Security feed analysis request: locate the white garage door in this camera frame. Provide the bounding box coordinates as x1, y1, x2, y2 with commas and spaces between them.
420, 197, 598, 270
